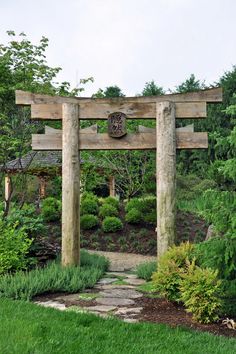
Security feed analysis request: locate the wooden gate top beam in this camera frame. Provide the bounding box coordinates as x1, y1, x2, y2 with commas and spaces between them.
16, 87, 222, 106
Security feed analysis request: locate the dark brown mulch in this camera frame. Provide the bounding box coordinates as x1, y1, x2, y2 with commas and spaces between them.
135, 296, 236, 338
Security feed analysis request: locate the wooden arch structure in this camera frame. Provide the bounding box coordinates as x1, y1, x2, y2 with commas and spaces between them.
16, 88, 222, 266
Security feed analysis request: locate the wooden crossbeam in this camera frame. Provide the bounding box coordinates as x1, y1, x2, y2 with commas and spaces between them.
16, 87, 222, 105
45, 124, 98, 135
138, 124, 194, 133
32, 131, 208, 150
31, 101, 207, 120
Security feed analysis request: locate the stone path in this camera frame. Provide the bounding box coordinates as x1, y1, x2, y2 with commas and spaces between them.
86, 249, 156, 271
35, 271, 146, 323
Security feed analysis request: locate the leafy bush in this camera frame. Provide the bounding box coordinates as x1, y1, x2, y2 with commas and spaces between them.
99, 204, 118, 219
0, 219, 32, 275
102, 217, 123, 233
103, 196, 119, 210
192, 179, 217, 193
81, 198, 98, 216
0, 250, 109, 300
125, 208, 142, 224
194, 236, 236, 280
125, 196, 156, 225
152, 242, 194, 302
7, 204, 46, 237
81, 192, 99, 203
180, 262, 222, 323
221, 279, 236, 317
41, 197, 62, 222
80, 214, 99, 230
136, 261, 157, 281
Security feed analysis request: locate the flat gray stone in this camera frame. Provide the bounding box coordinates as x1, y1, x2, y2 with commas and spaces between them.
115, 307, 143, 315
82, 305, 116, 312
97, 278, 117, 285
96, 297, 135, 306
125, 278, 146, 286
123, 318, 139, 323
95, 284, 135, 290
99, 289, 142, 299
35, 301, 66, 311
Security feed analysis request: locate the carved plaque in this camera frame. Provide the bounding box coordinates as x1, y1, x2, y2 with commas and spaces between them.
108, 112, 127, 138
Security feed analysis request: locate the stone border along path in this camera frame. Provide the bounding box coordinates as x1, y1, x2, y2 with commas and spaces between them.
35, 251, 156, 323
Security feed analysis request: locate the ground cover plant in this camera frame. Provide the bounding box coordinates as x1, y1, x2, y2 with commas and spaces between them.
0, 250, 109, 301
0, 298, 236, 354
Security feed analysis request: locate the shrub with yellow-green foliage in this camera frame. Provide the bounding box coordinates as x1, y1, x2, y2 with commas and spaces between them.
180, 262, 222, 323
152, 242, 194, 302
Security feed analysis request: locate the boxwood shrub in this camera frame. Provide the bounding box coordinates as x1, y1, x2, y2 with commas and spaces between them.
81, 199, 98, 216
125, 208, 142, 224
102, 216, 123, 233
80, 214, 99, 230
41, 197, 62, 222
99, 204, 118, 219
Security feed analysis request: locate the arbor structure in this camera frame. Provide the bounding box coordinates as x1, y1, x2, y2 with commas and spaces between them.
15, 88, 222, 265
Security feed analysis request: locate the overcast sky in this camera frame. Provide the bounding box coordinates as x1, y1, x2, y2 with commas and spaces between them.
1, 0, 236, 96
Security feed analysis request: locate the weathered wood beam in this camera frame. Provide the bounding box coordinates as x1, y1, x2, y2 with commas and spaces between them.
138, 124, 194, 133
31, 102, 207, 120
156, 101, 176, 260
45, 124, 97, 135
31, 131, 208, 150
61, 103, 80, 267
16, 87, 223, 105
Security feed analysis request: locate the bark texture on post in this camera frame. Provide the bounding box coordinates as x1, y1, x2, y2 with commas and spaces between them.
156, 101, 176, 261
4, 175, 12, 211
109, 175, 115, 197
62, 103, 80, 266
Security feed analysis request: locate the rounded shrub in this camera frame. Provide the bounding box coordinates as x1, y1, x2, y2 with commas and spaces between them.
125, 208, 142, 224
80, 214, 99, 230
125, 198, 142, 213
103, 196, 119, 210
152, 242, 194, 302
41, 197, 62, 222
81, 192, 98, 203
99, 204, 118, 219
81, 199, 98, 216
102, 216, 123, 233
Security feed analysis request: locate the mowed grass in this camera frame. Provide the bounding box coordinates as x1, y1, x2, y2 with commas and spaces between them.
0, 299, 235, 354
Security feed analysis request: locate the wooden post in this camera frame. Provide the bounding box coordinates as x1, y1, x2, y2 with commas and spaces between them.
109, 175, 115, 197
62, 103, 80, 266
156, 101, 176, 261
4, 175, 12, 211
39, 176, 47, 199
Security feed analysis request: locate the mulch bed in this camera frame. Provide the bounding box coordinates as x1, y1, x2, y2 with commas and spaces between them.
135, 296, 236, 338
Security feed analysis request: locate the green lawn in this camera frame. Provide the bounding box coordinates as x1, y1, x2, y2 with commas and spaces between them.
0, 299, 235, 354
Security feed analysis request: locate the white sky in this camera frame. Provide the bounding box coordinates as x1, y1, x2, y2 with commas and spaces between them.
0, 0, 236, 96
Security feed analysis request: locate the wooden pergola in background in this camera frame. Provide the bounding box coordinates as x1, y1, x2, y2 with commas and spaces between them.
15, 88, 222, 265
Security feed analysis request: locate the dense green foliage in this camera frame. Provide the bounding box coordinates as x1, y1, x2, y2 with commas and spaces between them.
102, 216, 123, 233
0, 218, 32, 274
136, 261, 157, 281
41, 197, 62, 222
80, 214, 99, 230
81, 198, 99, 216
0, 250, 108, 300
125, 196, 156, 224
152, 242, 194, 302
180, 262, 222, 323
99, 204, 118, 218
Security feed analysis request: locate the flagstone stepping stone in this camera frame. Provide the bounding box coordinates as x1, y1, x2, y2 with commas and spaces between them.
96, 297, 135, 306
125, 278, 146, 286
97, 278, 117, 285
54, 293, 98, 302
99, 289, 142, 299
82, 305, 117, 313
35, 301, 66, 311
115, 307, 143, 315
123, 318, 139, 323
94, 284, 135, 290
